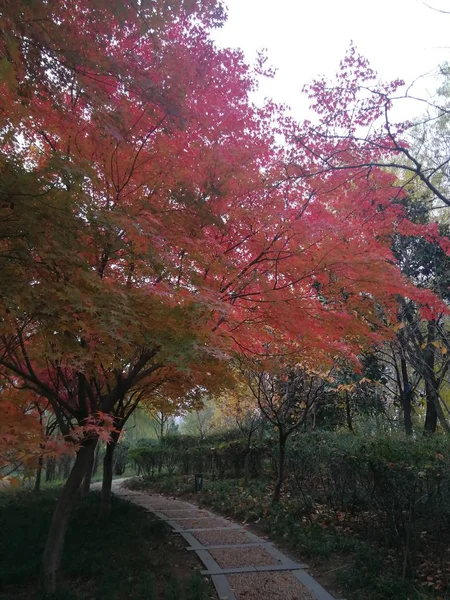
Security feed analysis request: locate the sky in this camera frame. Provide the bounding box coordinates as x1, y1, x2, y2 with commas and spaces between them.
212, 0, 450, 120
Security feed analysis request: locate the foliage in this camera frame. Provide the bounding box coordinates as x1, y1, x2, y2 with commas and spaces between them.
128, 440, 159, 477
284, 432, 450, 584
128, 432, 267, 479
2, 0, 450, 591
2, 17, 448, 467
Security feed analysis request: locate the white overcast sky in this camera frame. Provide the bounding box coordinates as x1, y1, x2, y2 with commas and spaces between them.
212, 0, 450, 120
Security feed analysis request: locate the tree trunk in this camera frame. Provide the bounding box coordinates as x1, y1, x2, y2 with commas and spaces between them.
34, 455, 44, 493
40, 437, 97, 593
424, 387, 438, 434
344, 393, 354, 433
400, 355, 413, 436
58, 454, 72, 480
243, 453, 250, 487
424, 377, 450, 434
80, 439, 97, 496
420, 320, 450, 434
99, 431, 119, 518
423, 321, 439, 434
402, 388, 414, 437
45, 456, 55, 482
92, 440, 101, 476
272, 432, 287, 504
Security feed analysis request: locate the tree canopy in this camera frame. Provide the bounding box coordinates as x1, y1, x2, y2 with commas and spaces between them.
1, 0, 450, 593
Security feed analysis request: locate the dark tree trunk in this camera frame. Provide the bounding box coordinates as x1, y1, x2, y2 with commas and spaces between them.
344, 393, 354, 433
402, 388, 414, 437
45, 456, 55, 482
34, 455, 44, 493
57, 455, 72, 480
400, 355, 413, 436
243, 430, 255, 486
423, 376, 449, 434
423, 321, 440, 434
99, 431, 119, 518
424, 387, 438, 434
40, 437, 97, 593
423, 321, 437, 434
92, 440, 101, 476
243, 452, 250, 487
273, 432, 287, 504
80, 439, 97, 496
63, 456, 72, 479
57, 457, 63, 481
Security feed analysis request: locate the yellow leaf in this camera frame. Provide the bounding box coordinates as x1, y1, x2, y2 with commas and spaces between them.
430, 340, 448, 355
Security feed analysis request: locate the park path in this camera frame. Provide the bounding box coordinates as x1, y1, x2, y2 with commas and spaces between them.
108, 479, 339, 600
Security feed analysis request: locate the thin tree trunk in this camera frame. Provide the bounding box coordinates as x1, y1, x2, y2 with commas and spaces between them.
62, 455, 72, 479
345, 393, 354, 433
424, 387, 438, 434
99, 431, 119, 518
243, 452, 250, 487
80, 439, 97, 496
424, 380, 450, 434
34, 455, 44, 493
422, 320, 450, 434
424, 322, 438, 434
402, 388, 414, 436
273, 432, 287, 504
45, 456, 55, 482
243, 430, 254, 487
92, 440, 101, 476
400, 355, 413, 436
40, 437, 97, 593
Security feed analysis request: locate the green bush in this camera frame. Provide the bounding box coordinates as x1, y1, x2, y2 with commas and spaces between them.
128, 432, 268, 480
285, 432, 450, 577
128, 440, 159, 476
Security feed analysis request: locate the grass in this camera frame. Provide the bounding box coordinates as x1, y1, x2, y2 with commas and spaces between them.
0, 487, 216, 600
126, 475, 442, 600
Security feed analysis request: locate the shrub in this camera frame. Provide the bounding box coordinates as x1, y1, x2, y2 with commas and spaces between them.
285, 432, 450, 577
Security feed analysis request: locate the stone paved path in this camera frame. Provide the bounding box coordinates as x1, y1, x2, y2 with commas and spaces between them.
109, 479, 338, 600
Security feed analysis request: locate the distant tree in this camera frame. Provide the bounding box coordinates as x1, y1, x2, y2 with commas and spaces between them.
181, 398, 216, 442
244, 363, 332, 502
213, 382, 264, 484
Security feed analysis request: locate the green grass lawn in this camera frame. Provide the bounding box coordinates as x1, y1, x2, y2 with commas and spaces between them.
0, 488, 216, 600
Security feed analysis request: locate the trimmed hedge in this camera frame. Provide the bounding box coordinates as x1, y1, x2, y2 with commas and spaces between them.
128, 434, 267, 479
285, 433, 450, 577
129, 431, 450, 580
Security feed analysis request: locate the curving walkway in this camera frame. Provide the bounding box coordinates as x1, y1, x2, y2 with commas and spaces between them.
110, 479, 339, 600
